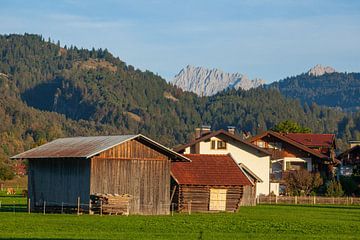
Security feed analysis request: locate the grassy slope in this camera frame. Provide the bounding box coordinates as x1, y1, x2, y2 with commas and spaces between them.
0, 205, 359, 239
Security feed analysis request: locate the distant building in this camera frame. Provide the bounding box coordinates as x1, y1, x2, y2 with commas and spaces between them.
174, 126, 271, 196
249, 131, 339, 194
337, 144, 360, 176
284, 133, 336, 159
11, 134, 188, 215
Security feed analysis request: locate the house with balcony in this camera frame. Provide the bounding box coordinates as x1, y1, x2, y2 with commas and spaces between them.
337, 141, 360, 176
284, 133, 336, 159
249, 131, 339, 194
173, 126, 271, 196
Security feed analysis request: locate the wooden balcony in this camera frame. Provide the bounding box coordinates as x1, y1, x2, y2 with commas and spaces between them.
266, 149, 286, 160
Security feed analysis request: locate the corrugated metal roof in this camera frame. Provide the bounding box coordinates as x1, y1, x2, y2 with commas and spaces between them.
171, 154, 252, 186
11, 134, 189, 162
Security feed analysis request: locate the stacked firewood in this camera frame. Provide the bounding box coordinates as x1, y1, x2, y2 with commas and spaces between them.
90, 194, 132, 215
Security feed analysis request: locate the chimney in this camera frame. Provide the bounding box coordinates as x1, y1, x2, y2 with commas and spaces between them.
195, 128, 201, 139
195, 125, 211, 139
242, 130, 251, 139
200, 125, 211, 136
227, 126, 236, 135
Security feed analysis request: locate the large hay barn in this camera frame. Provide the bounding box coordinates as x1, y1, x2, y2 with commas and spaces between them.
11, 135, 188, 215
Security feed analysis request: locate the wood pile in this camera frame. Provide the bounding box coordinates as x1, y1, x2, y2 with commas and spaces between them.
91, 194, 132, 215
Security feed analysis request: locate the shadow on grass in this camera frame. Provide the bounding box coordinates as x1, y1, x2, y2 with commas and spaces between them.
0, 194, 25, 198
0, 238, 100, 240
260, 203, 360, 210
0, 204, 27, 213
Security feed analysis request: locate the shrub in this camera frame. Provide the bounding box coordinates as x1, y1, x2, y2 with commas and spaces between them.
0, 162, 14, 181
285, 169, 323, 196
325, 180, 344, 197
340, 176, 360, 196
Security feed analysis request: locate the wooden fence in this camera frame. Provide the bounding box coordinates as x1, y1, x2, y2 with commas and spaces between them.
257, 195, 360, 205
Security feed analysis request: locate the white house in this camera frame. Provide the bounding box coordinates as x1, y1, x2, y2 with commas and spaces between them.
174, 126, 271, 196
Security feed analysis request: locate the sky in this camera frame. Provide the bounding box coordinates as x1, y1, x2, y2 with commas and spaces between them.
0, 0, 359, 83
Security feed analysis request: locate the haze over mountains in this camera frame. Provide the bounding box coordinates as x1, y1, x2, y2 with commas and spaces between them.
172, 65, 265, 96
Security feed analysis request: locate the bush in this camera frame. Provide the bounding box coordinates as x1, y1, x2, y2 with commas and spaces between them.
325, 180, 344, 197
0, 162, 15, 181
340, 176, 360, 196
285, 169, 323, 196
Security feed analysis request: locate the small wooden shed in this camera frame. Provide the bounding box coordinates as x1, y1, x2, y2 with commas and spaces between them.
11, 134, 188, 215
171, 154, 254, 213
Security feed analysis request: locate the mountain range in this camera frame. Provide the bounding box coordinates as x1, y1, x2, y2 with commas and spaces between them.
172, 64, 360, 111
268, 65, 360, 111
172, 65, 265, 96
0, 34, 359, 166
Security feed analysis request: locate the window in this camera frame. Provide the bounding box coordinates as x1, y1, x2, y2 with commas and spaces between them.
275, 142, 282, 150
257, 141, 265, 148
286, 162, 307, 171
217, 140, 227, 149
209, 189, 227, 211
211, 140, 216, 149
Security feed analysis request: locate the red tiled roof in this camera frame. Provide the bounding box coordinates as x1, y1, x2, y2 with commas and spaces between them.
284, 133, 335, 147
171, 154, 252, 186
248, 131, 330, 160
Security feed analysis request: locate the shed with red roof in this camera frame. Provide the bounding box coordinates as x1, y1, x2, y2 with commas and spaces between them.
171, 154, 257, 212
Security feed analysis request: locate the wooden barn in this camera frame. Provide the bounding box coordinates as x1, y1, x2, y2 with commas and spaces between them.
171, 154, 255, 213
11, 135, 189, 215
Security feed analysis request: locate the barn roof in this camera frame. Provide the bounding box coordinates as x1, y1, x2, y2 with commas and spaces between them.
11, 134, 189, 162
173, 129, 270, 156
284, 133, 336, 148
171, 154, 252, 186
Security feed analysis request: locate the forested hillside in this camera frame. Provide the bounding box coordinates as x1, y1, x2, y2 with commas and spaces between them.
0, 34, 360, 169
268, 72, 360, 111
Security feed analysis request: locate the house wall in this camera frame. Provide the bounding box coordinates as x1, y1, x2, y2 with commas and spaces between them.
90, 139, 171, 215
28, 158, 90, 209
184, 136, 270, 196
173, 185, 243, 212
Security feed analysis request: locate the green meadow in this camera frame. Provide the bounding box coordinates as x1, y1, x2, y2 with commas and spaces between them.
0, 193, 359, 240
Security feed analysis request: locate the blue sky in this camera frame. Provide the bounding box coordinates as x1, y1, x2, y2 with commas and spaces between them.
1, 0, 359, 82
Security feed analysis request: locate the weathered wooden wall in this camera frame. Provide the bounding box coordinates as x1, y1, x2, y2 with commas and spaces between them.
173, 185, 243, 213
90, 139, 171, 215
28, 158, 90, 209
240, 185, 256, 206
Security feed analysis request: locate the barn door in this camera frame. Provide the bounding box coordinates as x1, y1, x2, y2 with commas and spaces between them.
209, 188, 227, 211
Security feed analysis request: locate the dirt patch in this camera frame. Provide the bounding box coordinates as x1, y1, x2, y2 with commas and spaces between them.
163, 91, 178, 102
73, 59, 117, 73
123, 111, 141, 122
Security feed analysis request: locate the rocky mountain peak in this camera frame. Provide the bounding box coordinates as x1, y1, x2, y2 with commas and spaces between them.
172, 65, 265, 96
308, 64, 336, 77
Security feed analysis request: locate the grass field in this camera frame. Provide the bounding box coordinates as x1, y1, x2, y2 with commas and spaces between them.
0, 194, 359, 240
